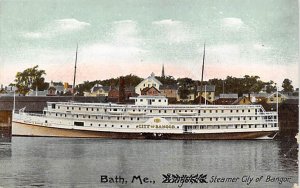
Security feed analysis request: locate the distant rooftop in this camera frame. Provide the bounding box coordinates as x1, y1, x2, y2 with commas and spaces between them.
197, 85, 215, 92
91, 85, 110, 92
130, 95, 166, 99
219, 93, 238, 99
27, 90, 48, 96
159, 84, 178, 90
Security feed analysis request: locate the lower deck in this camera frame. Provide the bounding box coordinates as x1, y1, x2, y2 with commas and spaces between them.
12, 121, 277, 140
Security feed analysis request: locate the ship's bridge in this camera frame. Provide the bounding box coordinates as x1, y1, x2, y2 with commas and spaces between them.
130, 95, 168, 106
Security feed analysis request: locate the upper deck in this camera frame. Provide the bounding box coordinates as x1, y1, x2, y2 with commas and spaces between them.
130, 95, 168, 106
44, 95, 276, 120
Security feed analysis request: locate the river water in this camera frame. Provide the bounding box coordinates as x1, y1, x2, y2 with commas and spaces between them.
0, 137, 298, 188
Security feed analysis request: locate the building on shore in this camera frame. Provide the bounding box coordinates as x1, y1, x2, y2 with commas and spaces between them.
84, 84, 110, 97
214, 93, 238, 105
135, 73, 162, 95
0, 86, 17, 97
107, 86, 138, 102
243, 92, 288, 104
196, 85, 216, 103
47, 81, 64, 96
141, 86, 161, 96
159, 84, 178, 103
232, 96, 252, 105
27, 90, 48, 96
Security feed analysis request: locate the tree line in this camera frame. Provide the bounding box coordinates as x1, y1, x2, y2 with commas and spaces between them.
7, 65, 296, 97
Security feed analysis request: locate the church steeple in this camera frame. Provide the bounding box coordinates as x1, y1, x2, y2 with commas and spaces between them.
161, 64, 165, 78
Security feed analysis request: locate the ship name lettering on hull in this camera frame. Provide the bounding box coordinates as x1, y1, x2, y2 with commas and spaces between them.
137, 125, 175, 129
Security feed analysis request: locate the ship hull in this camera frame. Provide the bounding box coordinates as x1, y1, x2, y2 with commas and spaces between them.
12, 121, 277, 140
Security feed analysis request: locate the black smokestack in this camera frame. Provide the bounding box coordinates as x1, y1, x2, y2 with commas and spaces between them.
118, 77, 125, 103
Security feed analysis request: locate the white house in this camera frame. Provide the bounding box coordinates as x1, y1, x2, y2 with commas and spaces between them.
266, 92, 288, 104
0, 86, 17, 96
243, 92, 288, 104
84, 84, 110, 97
135, 73, 162, 95
27, 90, 48, 96
48, 81, 64, 96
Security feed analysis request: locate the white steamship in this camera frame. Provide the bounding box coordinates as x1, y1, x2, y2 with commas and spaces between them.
12, 43, 279, 139
12, 95, 279, 139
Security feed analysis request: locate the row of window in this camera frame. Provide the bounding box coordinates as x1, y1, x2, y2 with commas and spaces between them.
186, 123, 276, 130
73, 121, 131, 128
67, 106, 100, 111
54, 113, 140, 121
52, 112, 267, 123
53, 106, 255, 114
136, 98, 167, 102
143, 83, 156, 87
178, 117, 258, 122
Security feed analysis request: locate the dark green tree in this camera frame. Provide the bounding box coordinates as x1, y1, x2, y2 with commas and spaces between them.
123, 74, 143, 87
208, 78, 223, 96
76, 81, 98, 96
156, 75, 177, 85
13, 65, 47, 95
75, 74, 143, 96
282, 79, 294, 92
178, 86, 190, 99
177, 77, 195, 99
265, 81, 276, 93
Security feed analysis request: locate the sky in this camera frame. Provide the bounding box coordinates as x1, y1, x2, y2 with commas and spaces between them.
0, 0, 299, 89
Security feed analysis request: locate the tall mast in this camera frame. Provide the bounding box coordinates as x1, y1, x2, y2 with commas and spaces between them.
13, 87, 16, 114
199, 42, 205, 104
72, 43, 78, 100
276, 83, 278, 113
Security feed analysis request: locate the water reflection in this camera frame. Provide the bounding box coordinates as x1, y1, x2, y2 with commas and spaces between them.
0, 142, 13, 187
0, 142, 11, 158
0, 137, 297, 187
278, 138, 298, 174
